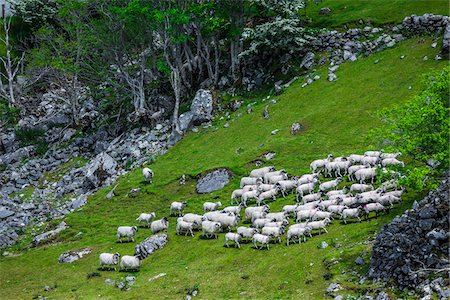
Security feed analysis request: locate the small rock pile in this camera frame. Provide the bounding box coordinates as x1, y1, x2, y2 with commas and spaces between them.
134, 234, 168, 260
399, 14, 449, 35
368, 175, 449, 297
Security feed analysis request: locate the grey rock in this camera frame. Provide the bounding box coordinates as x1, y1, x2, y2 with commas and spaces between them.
196, 169, 230, 194
326, 282, 342, 293
0, 210, 14, 219
134, 234, 168, 259
300, 52, 315, 70
178, 111, 194, 132
291, 123, 301, 135
85, 152, 117, 188
328, 73, 337, 82
33, 221, 68, 245
319, 7, 332, 15
319, 241, 328, 249
355, 256, 366, 265
116, 282, 125, 289
442, 24, 450, 55
105, 279, 115, 285
190, 89, 213, 125
125, 276, 136, 282
58, 247, 91, 263
263, 105, 269, 119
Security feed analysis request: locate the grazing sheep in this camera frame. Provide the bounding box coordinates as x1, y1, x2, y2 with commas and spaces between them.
354, 168, 377, 184
265, 220, 289, 229
266, 212, 289, 222
310, 155, 333, 173
349, 154, 365, 164
318, 199, 342, 210
242, 189, 261, 206
224, 232, 242, 248
252, 233, 272, 250
136, 212, 156, 227
117, 226, 138, 243
183, 213, 205, 229
251, 211, 267, 223
377, 194, 401, 207
257, 183, 276, 192
99, 252, 120, 271
311, 211, 333, 221
333, 156, 348, 162
275, 180, 298, 197
150, 217, 169, 234
381, 158, 405, 167
282, 204, 299, 215
176, 220, 196, 237
202, 220, 222, 239
307, 219, 331, 234
297, 173, 320, 185
263, 170, 287, 183
319, 178, 343, 192
378, 179, 399, 192
252, 218, 276, 229
295, 202, 320, 211
204, 211, 233, 222
302, 193, 322, 204
231, 189, 245, 204
358, 190, 382, 203
222, 205, 243, 215
341, 208, 363, 224
216, 214, 240, 231
249, 166, 276, 178
240, 177, 262, 188
203, 201, 222, 212
383, 189, 404, 198
327, 205, 347, 215
267, 174, 289, 184
142, 167, 154, 183
170, 201, 187, 216
242, 184, 259, 192
262, 226, 283, 243
348, 165, 368, 181
364, 151, 382, 157
361, 156, 379, 166
289, 222, 310, 230
286, 227, 312, 245
326, 161, 351, 177
245, 205, 270, 221
237, 226, 259, 240
296, 209, 317, 222
120, 255, 141, 271
257, 187, 279, 205
296, 182, 317, 201
341, 196, 359, 207
380, 152, 402, 159
350, 184, 374, 194
326, 187, 348, 197
363, 203, 386, 218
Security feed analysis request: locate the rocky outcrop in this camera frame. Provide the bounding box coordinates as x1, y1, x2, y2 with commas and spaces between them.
134, 234, 168, 260
58, 247, 92, 263
32, 221, 68, 245
399, 14, 449, 35
178, 89, 213, 132
368, 175, 449, 297
196, 169, 231, 194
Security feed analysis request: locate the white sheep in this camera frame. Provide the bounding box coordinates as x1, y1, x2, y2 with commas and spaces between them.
237, 226, 259, 240
251, 211, 267, 223
231, 189, 245, 204
263, 170, 287, 183
381, 158, 405, 167
136, 212, 156, 227
204, 211, 233, 222
150, 217, 169, 234
319, 178, 343, 192
245, 205, 270, 221
242, 190, 261, 206
296, 209, 318, 222
358, 190, 382, 203
295, 202, 319, 211
341, 196, 359, 207
170, 201, 187, 216
257, 187, 279, 205
142, 167, 154, 183
176, 220, 196, 237
265, 220, 289, 228
224, 232, 242, 248
222, 205, 243, 215
286, 227, 312, 245
350, 184, 374, 194
252, 218, 276, 228
341, 208, 363, 224
297, 173, 319, 185
310, 155, 333, 173
364, 151, 382, 157
252, 233, 272, 250
326, 187, 348, 197
249, 166, 276, 178
380, 152, 402, 159
377, 194, 401, 207
354, 168, 376, 184
296, 182, 317, 200
117, 226, 138, 243
266, 212, 289, 222
267, 174, 288, 184
318, 199, 342, 210
348, 165, 368, 181
183, 213, 205, 229
261, 226, 283, 243
378, 179, 399, 192
120, 255, 141, 271
242, 184, 259, 192
216, 214, 240, 231
201, 220, 222, 239
363, 203, 386, 218
99, 252, 120, 271
240, 177, 262, 188
302, 193, 322, 204
311, 211, 333, 221
282, 204, 299, 215
203, 201, 222, 212
361, 156, 379, 166
349, 154, 365, 164
289, 222, 311, 230
307, 218, 331, 234
276, 180, 298, 197
257, 183, 276, 192
383, 189, 404, 198
327, 205, 347, 215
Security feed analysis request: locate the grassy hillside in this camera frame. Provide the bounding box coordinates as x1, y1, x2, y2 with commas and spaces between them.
0, 37, 446, 300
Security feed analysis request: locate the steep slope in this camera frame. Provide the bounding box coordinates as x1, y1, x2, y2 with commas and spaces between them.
0, 38, 446, 299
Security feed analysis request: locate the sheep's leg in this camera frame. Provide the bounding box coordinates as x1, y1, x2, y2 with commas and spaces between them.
225, 240, 229, 247
323, 227, 328, 233
236, 241, 240, 249
267, 243, 270, 250
344, 218, 347, 224
357, 217, 361, 222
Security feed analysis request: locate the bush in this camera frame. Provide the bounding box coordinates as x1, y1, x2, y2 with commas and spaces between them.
0, 99, 19, 128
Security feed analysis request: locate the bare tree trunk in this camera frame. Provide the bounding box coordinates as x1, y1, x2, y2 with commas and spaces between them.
170, 67, 182, 134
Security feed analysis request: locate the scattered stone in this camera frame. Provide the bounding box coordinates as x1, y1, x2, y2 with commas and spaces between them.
0, 210, 14, 219
148, 273, 167, 282
422, 55, 428, 61
263, 105, 269, 119
326, 282, 342, 293
313, 75, 320, 81
269, 99, 277, 105
58, 247, 92, 263
191, 127, 199, 133
105, 279, 115, 285
271, 129, 279, 135
319, 241, 329, 249
291, 123, 301, 135
196, 169, 231, 194
374, 59, 379, 64
116, 282, 125, 290
125, 276, 135, 282
334, 295, 343, 300
319, 7, 332, 15
328, 73, 337, 82
134, 234, 168, 259
431, 42, 437, 48
264, 152, 276, 160
223, 123, 229, 128
106, 184, 119, 199
300, 52, 315, 70
355, 256, 366, 265
33, 222, 68, 245
400, 55, 405, 59
179, 175, 186, 185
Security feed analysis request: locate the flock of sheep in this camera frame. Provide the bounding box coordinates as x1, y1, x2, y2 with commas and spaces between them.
99, 151, 405, 271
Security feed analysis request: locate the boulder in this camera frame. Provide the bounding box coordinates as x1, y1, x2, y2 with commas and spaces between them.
32, 221, 68, 245
442, 24, 450, 55
196, 169, 230, 194
319, 7, 332, 15
0, 209, 14, 219
85, 152, 117, 187
58, 247, 91, 263
0, 132, 17, 154
134, 234, 168, 260
190, 89, 213, 124
300, 52, 315, 70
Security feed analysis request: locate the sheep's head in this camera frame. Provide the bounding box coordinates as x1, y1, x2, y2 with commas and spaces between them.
132, 226, 138, 232
215, 222, 222, 229
150, 212, 156, 218
182, 201, 187, 206
162, 217, 169, 223
113, 252, 120, 264
324, 218, 331, 225
256, 177, 263, 184
336, 177, 343, 183
216, 202, 222, 207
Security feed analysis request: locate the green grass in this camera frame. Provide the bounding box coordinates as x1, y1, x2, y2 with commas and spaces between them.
306, 0, 449, 28
0, 38, 446, 299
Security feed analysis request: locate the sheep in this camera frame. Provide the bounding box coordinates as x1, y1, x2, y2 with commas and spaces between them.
318, 199, 342, 210
204, 211, 233, 222
176, 220, 196, 237
215, 214, 240, 231
203, 201, 222, 212
266, 212, 289, 222
136, 212, 156, 227
358, 190, 382, 203
245, 205, 270, 221
267, 174, 288, 184
326, 187, 348, 197
201, 220, 222, 239
275, 180, 298, 197
252, 218, 276, 229
364, 151, 382, 157
319, 178, 343, 192
242, 189, 261, 206
363, 203, 386, 218
257, 187, 279, 205
249, 166, 276, 178
350, 184, 374, 194
327, 205, 347, 215
325, 161, 351, 177
289, 222, 311, 230
261, 226, 283, 243
382, 189, 404, 198
349, 154, 365, 164
296, 182, 317, 201
361, 156, 379, 166
150, 217, 169, 234
333, 156, 349, 162
348, 165, 368, 181
242, 185, 259, 192
354, 168, 376, 184
307, 218, 331, 234
142, 167, 154, 183
222, 205, 243, 215
295, 202, 320, 211
231, 189, 245, 204
183, 213, 205, 229
378, 179, 399, 192
240, 177, 262, 188
251, 211, 267, 223
341, 196, 359, 207
286, 227, 312, 245
120, 255, 141, 271
341, 208, 363, 224
170, 201, 187, 216
297, 173, 319, 185
224, 232, 242, 248
380, 152, 402, 159
263, 170, 287, 183
252, 233, 271, 250
257, 183, 276, 192
237, 226, 259, 241
99, 252, 120, 271
282, 204, 299, 215
117, 226, 138, 243
302, 193, 322, 204
265, 220, 289, 229
310, 155, 333, 173
296, 209, 317, 222
311, 211, 333, 221
381, 158, 405, 167
377, 194, 401, 207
